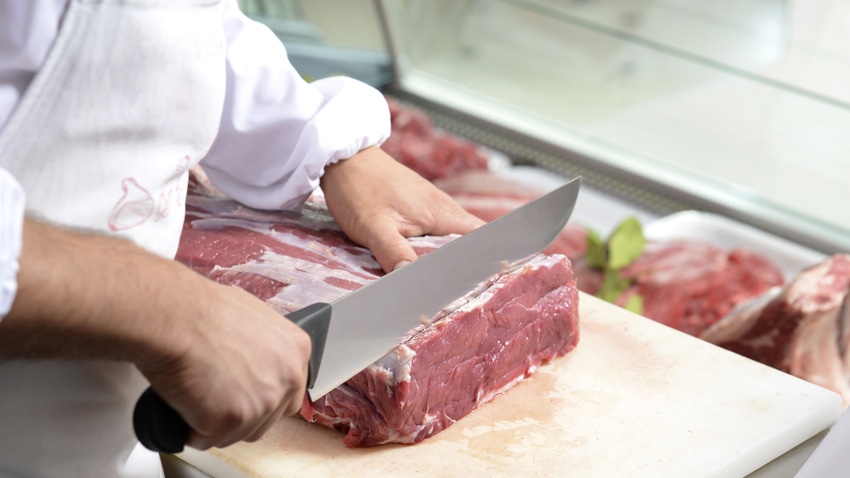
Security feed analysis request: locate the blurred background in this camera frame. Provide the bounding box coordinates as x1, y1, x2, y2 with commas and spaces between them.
235, 0, 850, 254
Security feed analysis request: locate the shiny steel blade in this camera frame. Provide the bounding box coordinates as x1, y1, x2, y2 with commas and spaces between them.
308, 177, 581, 399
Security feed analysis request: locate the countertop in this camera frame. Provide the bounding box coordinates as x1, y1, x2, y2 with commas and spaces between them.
160, 293, 841, 478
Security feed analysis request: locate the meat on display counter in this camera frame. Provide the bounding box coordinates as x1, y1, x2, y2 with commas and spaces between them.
163, 0, 850, 476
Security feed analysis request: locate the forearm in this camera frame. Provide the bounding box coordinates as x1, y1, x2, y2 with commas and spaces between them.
0, 217, 195, 365
1, 216, 312, 449
200, 1, 390, 212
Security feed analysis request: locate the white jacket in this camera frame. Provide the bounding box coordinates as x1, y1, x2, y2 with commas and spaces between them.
0, 1, 390, 476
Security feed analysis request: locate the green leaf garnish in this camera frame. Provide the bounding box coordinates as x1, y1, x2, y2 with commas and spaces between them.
607, 217, 645, 270
587, 217, 646, 313
598, 267, 630, 303
584, 229, 607, 269
623, 294, 644, 315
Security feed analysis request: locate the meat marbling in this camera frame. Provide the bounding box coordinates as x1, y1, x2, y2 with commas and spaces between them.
176, 190, 580, 447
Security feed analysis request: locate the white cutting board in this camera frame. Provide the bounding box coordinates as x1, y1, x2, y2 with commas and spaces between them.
177, 293, 840, 477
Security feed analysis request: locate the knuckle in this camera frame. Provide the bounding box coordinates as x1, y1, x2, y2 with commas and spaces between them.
219, 407, 249, 432
256, 390, 281, 415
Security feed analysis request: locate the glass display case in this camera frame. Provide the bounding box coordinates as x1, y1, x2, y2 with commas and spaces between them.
379, 0, 850, 253
237, 0, 391, 86
240, 0, 850, 253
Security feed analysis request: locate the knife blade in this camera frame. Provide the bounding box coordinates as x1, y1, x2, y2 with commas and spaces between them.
134, 176, 581, 453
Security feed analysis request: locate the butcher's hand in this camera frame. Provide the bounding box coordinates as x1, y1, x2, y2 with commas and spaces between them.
321, 146, 485, 273
1, 218, 311, 450
135, 274, 312, 450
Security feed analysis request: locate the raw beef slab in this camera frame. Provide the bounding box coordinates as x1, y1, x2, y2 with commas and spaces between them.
700, 254, 850, 406
573, 240, 785, 336
176, 191, 580, 447
381, 98, 490, 181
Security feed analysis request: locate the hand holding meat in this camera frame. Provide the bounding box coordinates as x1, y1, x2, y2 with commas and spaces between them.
0, 218, 311, 450
321, 146, 486, 273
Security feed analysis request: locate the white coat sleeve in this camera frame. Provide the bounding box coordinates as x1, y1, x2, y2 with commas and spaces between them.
201, 0, 391, 212
0, 166, 25, 320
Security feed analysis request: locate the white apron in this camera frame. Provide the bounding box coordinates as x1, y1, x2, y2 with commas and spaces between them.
0, 0, 225, 476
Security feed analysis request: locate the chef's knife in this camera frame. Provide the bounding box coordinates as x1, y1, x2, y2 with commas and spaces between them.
134, 176, 581, 453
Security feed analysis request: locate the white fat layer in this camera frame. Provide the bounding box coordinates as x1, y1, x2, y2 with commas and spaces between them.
427, 255, 561, 326
368, 344, 416, 386
191, 212, 456, 313
192, 203, 565, 393
787, 256, 850, 314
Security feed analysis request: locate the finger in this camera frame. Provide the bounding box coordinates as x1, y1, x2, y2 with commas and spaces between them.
408, 189, 485, 238
373, 235, 419, 274
243, 406, 287, 443
239, 377, 306, 443
427, 206, 486, 237
185, 385, 304, 449
362, 221, 419, 274
186, 415, 261, 450
183, 408, 249, 450
186, 428, 216, 451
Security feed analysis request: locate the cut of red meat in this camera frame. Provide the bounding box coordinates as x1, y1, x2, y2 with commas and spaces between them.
574, 240, 785, 336
176, 189, 580, 447
700, 254, 850, 406
381, 98, 490, 181
178, 194, 434, 311
301, 254, 578, 447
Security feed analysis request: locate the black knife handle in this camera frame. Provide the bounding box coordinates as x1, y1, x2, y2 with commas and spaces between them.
133, 302, 333, 453
287, 302, 332, 390
134, 387, 189, 454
